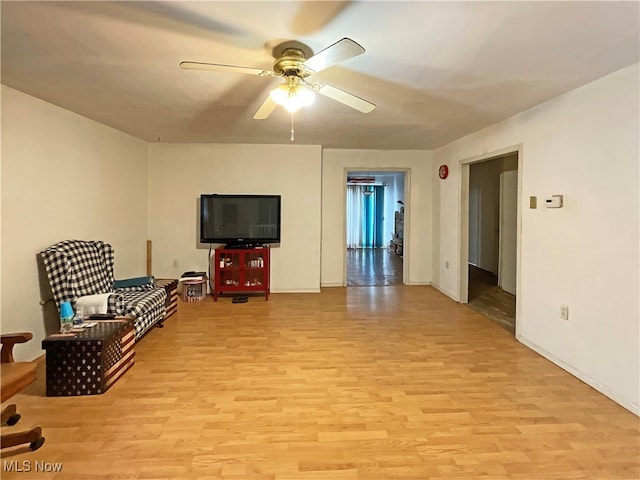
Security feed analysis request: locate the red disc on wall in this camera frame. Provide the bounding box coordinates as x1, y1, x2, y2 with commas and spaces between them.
438, 165, 449, 179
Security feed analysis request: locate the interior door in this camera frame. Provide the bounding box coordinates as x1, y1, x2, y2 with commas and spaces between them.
498, 170, 517, 295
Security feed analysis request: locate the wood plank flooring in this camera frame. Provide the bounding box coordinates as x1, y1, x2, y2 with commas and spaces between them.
2, 287, 638, 479
346, 248, 403, 286
468, 265, 516, 333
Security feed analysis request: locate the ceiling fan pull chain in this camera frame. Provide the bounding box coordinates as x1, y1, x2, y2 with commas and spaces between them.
290, 112, 295, 142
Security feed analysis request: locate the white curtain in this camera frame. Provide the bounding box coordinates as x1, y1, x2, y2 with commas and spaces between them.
346, 185, 365, 248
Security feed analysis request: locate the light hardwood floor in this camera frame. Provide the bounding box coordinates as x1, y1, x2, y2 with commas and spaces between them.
346, 248, 403, 286
2, 287, 638, 479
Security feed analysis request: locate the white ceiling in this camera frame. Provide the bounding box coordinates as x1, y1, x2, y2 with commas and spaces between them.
2, 1, 638, 149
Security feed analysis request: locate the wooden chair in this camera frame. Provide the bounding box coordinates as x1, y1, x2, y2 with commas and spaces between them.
1, 333, 45, 451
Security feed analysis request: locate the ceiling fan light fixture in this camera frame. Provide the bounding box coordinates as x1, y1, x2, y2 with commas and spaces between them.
181, 37, 375, 122
296, 85, 315, 106
270, 82, 315, 113
269, 84, 290, 105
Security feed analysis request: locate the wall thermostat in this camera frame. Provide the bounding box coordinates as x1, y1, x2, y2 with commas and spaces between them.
544, 195, 563, 208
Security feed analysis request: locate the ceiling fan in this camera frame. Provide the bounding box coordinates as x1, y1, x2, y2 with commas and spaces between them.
180, 37, 376, 120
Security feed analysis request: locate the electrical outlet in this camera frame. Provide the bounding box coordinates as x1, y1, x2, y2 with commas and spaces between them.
445, 261, 449, 269
172, 259, 178, 268
560, 304, 569, 321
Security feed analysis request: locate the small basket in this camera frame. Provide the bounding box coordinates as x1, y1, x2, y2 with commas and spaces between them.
181, 278, 207, 302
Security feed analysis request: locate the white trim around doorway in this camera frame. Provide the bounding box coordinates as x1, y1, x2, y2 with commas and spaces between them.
457, 144, 523, 337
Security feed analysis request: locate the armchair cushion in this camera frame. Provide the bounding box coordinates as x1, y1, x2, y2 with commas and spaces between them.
111, 289, 167, 339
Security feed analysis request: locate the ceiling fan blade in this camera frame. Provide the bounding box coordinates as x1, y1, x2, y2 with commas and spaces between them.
303, 37, 365, 73
180, 61, 275, 77
253, 96, 278, 120
315, 83, 376, 113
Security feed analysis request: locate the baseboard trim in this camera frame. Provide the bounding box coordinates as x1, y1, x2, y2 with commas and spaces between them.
518, 335, 639, 416
270, 288, 321, 294
405, 281, 431, 286
430, 282, 460, 302
320, 283, 344, 288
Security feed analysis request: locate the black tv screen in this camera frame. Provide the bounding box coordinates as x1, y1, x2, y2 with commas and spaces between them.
200, 194, 281, 246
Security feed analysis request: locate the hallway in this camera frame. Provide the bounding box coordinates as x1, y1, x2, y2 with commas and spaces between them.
467, 264, 516, 333
346, 248, 403, 286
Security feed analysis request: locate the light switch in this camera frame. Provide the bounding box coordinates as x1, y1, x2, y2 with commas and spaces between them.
529, 196, 537, 209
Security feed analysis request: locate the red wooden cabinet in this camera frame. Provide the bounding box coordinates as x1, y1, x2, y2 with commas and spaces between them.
212, 247, 270, 301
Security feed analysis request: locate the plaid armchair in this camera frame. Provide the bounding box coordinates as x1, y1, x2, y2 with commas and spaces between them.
40, 240, 167, 341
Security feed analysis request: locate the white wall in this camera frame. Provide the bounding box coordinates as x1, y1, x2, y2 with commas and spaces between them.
1, 86, 149, 361
147, 143, 322, 293
321, 149, 432, 286
432, 64, 640, 413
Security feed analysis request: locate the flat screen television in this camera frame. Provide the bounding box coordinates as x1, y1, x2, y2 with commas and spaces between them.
200, 194, 281, 246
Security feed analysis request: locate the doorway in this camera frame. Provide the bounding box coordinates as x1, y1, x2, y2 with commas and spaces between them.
466, 154, 518, 333
346, 171, 405, 286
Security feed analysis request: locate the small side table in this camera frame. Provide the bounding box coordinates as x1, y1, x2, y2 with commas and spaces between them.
181, 276, 207, 302
42, 318, 135, 396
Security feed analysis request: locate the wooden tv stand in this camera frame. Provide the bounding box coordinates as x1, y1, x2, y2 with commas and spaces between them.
212, 246, 270, 301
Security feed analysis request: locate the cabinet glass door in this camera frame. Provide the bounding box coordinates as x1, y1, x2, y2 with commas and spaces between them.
218, 252, 240, 286
243, 251, 265, 287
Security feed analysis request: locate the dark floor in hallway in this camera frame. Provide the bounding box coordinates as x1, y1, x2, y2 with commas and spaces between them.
347, 248, 403, 286
468, 264, 516, 333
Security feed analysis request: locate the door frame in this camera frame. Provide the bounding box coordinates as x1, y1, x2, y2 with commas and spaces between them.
343, 168, 410, 286
498, 170, 518, 295
458, 145, 522, 336
468, 179, 481, 267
